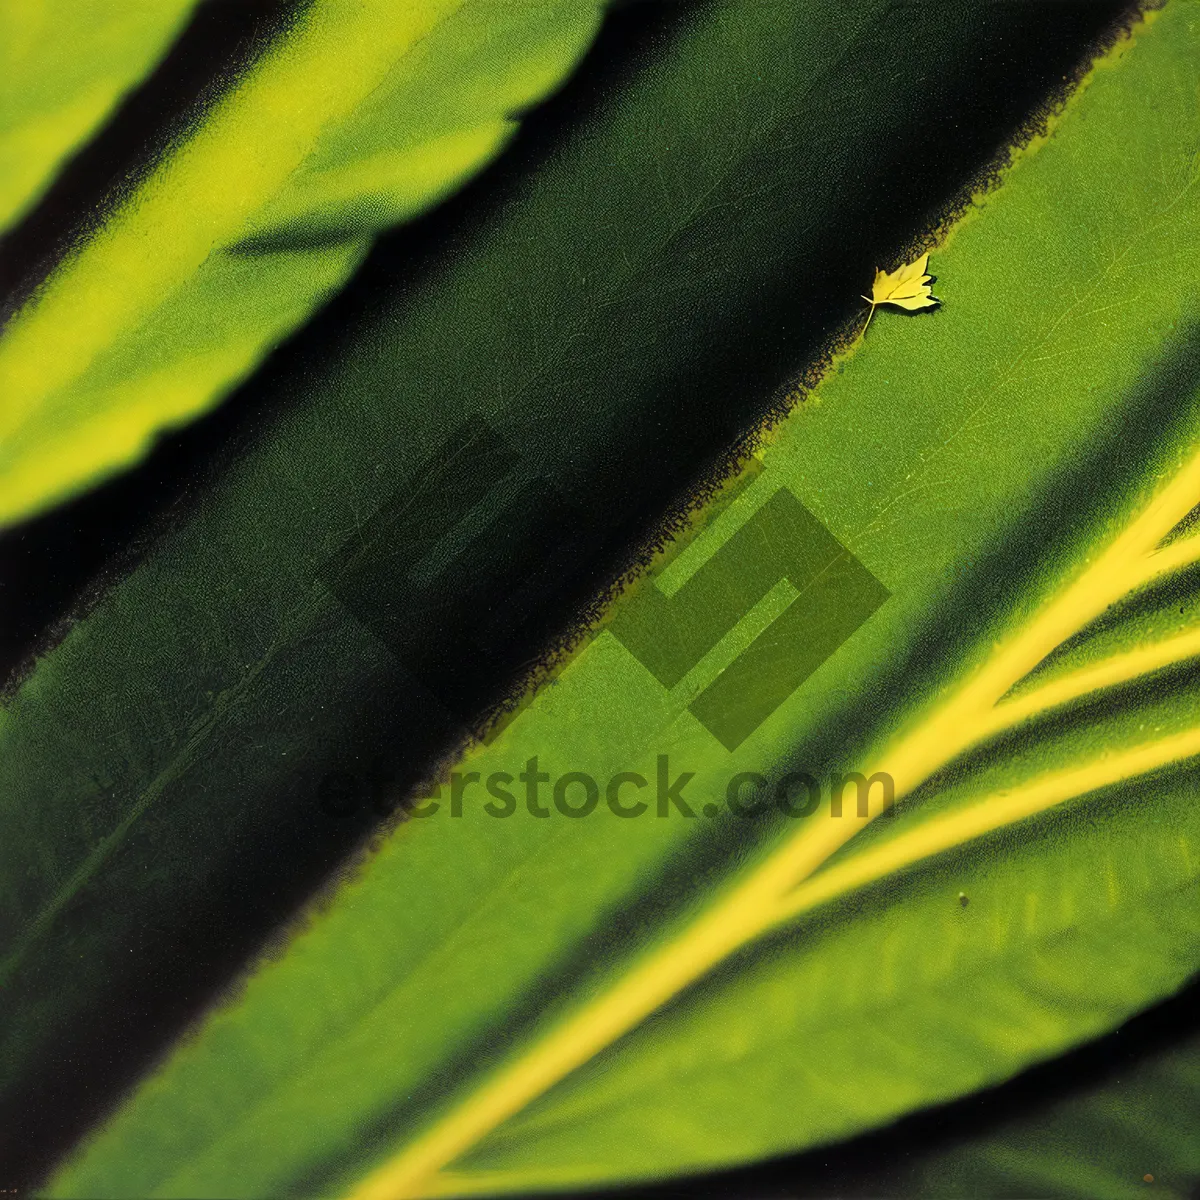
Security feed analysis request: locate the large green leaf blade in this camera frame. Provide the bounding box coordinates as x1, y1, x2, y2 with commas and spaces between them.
0, 0, 199, 233
0, 0, 603, 526
0, 4, 1119, 1186
43, 3, 1200, 1197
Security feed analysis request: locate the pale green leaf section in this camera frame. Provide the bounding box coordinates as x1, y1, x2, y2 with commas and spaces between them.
0, 0, 603, 526
0, 0, 199, 231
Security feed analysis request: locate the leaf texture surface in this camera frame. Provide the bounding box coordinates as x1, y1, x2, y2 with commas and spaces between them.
44, 3, 1200, 1197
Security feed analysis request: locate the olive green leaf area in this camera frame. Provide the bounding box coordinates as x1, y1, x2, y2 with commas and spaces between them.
0, 0, 605, 527
684, 983, 1200, 1200
0, 1, 1122, 1186
0, 0, 200, 233
912, 1031, 1200, 1200
46, 3, 1200, 1198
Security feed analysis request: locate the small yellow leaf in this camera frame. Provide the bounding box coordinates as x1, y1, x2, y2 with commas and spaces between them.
860, 252, 939, 331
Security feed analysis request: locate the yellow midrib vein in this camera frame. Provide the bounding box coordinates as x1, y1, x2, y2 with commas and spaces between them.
408, 711, 1200, 1200
343, 438, 1200, 1199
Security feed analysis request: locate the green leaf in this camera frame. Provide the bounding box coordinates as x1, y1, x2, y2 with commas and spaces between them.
0, 3, 1121, 1184
42, 2, 1200, 1197
0, 0, 604, 526
0, 0, 199, 233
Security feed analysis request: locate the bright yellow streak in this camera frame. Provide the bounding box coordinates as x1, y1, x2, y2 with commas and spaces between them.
775, 726, 1200, 923
399, 722, 1200, 1199
344, 453, 1200, 1199
731, 446, 1200, 911
979, 625, 1200, 740
347, 872, 788, 1199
